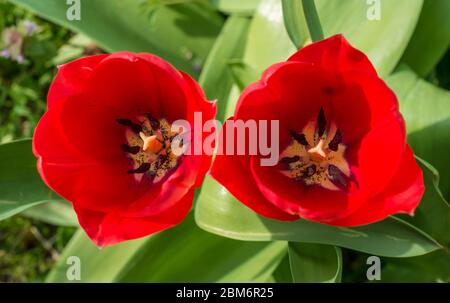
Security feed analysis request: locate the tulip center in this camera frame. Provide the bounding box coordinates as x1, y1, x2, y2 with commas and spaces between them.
117, 114, 184, 183
279, 108, 351, 191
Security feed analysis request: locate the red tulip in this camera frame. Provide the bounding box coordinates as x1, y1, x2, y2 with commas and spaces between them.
33, 52, 216, 246
211, 35, 424, 226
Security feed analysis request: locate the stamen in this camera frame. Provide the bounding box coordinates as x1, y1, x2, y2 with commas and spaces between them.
317, 107, 326, 137
120, 144, 140, 155
120, 114, 184, 182
128, 163, 151, 174
279, 108, 351, 192
328, 164, 348, 188
280, 155, 300, 164
328, 128, 342, 152
146, 113, 160, 130
116, 118, 142, 133
289, 130, 309, 146
303, 164, 316, 177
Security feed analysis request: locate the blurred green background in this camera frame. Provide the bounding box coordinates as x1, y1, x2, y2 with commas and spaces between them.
0, 1, 94, 281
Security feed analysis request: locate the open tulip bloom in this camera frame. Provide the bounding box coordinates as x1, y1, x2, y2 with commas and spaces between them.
33, 35, 424, 246
211, 35, 424, 227
33, 52, 216, 246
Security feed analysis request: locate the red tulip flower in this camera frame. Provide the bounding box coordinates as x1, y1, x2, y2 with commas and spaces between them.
33, 52, 216, 246
211, 35, 424, 226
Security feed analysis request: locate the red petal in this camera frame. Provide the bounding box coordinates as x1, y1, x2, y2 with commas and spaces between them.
347, 114, 406, 196
125, 155, 200, 217
235, 62, 336, 147
82, 52, 188, 121
34, 95, 142, 213
48, 54, 108, 108
249, 156, 365, 223
179, 71, 217, 187
210, 120, 298, 221
326, 146, 424, 226
74, 189, 194, 247
288, 34, 377, 76
332, 71, 401, 144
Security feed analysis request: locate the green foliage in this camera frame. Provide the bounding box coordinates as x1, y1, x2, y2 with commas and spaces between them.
0, 140, 62, 220
288, 243, 342, 282
195, 177, 441, 258
0, 0, 72, 141
400, 0, 450, 77
242, 0, 423, 77
8, 0, 224, 76
46, 214, 287, 282
0, 216, 75, 282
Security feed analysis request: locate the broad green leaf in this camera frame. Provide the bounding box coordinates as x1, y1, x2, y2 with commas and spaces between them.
243, 0, 297, 72
398, 158, 450, 247
228, 60, 260, 91
23, 200, 78, 227
46, 213, 287, 282
379, 250, 450, 282
288, 243, 342, 282
8, 0, 224, 76
400, 0, 450, 76
271, 253, 293, 283
387, 68, 450, 200
243, 0, 423, 76
281, 0, 309, 48
210, 0, 261, 15
199, 16, 250, 121
195, 177, 441, 258
0, 139, 60, 220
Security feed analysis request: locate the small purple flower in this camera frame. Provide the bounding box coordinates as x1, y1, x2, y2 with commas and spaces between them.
23, 20, 39, 35
16, 54, 25, 64
0, 49, 11, 58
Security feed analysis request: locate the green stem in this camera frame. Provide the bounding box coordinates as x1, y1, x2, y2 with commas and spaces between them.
301, 0, 324, 42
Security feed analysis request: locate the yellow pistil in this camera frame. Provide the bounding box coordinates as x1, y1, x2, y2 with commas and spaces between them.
139, 132, 163, 154
308, 139, 327, 162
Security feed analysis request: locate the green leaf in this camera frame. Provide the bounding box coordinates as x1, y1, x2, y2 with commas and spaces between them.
46, 213, 287, 282
288, 243, 342, 282
199, 16, 250, 121
382, 158, 450, 281
0, 139, 60, 221
396, 158, 450, 247
243, 0, 423, 76
228, 60, 260, 91
379, 249, 450, 282
8, 0, 224, 76
387, 68, 450, 200
22, 200, 78, 227
281, 0, 309, 48
195, 177, 441, 258
210, 0, 261, 15
400, 0, 450, 76
271, 253, 293, 282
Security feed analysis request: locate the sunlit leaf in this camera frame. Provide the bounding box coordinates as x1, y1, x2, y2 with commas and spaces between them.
400, 0, 450, 76
8, 0, 224, 76
289, 242, 342, 282
195, 177, 441, 258
46, 214, 287, 282
0, 139, 60, 221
